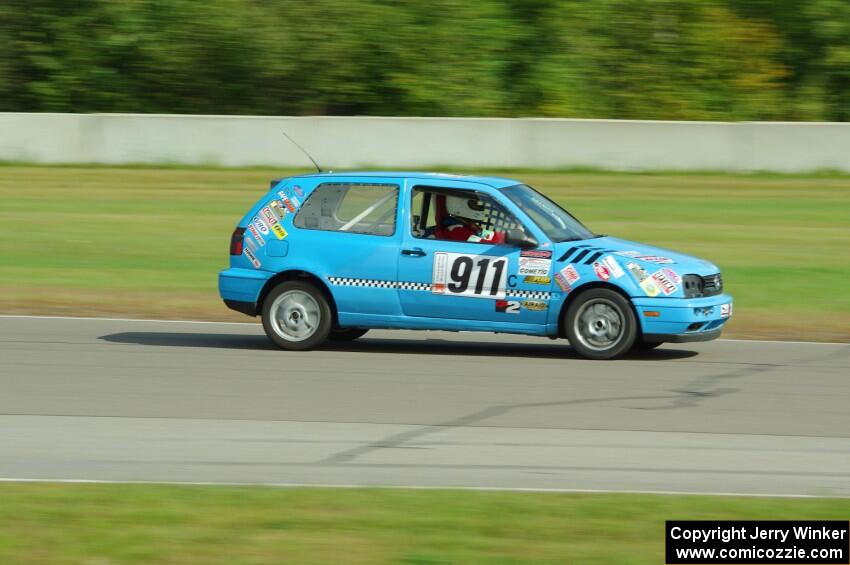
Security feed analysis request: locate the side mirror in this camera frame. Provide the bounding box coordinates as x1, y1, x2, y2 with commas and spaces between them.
505, 228, 538, 248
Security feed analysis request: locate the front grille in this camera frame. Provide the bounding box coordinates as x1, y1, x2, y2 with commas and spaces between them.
701, 273, 723, 296
683, 273, 723, 298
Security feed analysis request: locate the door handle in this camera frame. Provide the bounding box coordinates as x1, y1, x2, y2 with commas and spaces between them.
401, 247, 426, 257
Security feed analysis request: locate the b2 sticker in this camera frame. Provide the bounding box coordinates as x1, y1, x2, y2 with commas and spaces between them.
495, 299, 520, 314
433, 252, 507, 299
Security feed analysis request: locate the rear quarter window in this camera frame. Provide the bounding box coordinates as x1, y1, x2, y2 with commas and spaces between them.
293, 183, 398, 236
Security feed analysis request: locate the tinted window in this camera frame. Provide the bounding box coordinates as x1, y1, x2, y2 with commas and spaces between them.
294, 183, 398, 236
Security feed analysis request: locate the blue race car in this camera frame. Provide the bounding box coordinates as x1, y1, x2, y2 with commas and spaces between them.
220, 172, 732, 359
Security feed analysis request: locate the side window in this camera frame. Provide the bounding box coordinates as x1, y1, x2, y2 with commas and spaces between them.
410, 186, 526, 244
294, 183, 398, 236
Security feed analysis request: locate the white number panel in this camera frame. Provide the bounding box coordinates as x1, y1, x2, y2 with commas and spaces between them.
432, 252, 508, 299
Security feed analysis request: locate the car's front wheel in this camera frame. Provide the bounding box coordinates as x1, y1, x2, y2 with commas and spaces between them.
565, 288, 637, 360
262, 281, 332, 350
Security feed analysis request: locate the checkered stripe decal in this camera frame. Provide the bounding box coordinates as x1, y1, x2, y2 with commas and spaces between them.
327, 277, 552, 300
396, 281, 431, 291
327, 277, 396, 288
507, 289, 552, 300
327, 277, 429, 291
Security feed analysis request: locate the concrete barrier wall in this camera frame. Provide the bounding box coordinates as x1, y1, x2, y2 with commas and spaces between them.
1, 113, 848, 172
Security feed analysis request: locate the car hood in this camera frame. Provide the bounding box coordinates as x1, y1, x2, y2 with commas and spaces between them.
553, 236, 720, 277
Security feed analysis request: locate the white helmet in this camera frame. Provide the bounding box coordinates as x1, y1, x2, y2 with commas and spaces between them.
445, 195, 488, 222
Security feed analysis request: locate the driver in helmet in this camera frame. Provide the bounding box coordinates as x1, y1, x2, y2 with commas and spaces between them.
437, 194, 506, 244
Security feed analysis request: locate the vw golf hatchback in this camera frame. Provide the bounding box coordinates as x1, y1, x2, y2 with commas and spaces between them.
219, 172, 732, 359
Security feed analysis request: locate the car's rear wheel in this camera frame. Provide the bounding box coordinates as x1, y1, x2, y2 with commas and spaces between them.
565, 288, 637, 360
329, 328, 369, 341
262, 281, 331, 350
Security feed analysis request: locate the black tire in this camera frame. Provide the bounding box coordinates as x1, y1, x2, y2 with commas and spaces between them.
261, 280, 332, 351
329, 328, 369, 341
565, 288, 637, 360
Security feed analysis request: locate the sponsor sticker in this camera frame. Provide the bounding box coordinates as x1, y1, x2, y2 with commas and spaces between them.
661, 267, 681, 284
522, 300, 548, 311
601, 255, 625, 278
253, 216, 270, 235
651, 270, 678, 295
293, 185, 304, 197
261, 206, 279, 227
720, 303, 732, 318
520, 249, 553, 259
639, 277, 661, 297
269, 200, 286, 220
523, 275, 551, 285
432, 253, 448, 293
432, 252, 508, 299
626, 262, 649, 282
291, 195, 301, 208
279, 192, 296, 213
518, 256, 551, 276
593, 262, 611, 281
561, 264, 580, 285
247, 224, 265, 246
554, 273, 571, 292
616, 250, 642, 258
638, 255, 675, 264
271, 223, 288, 240
245, 236, 258, 253
495, 299, 520, 314
244, 247, 261, 269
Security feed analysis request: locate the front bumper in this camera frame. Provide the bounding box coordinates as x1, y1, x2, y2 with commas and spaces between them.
633, 293, 733, 343
643, 328, 723, 343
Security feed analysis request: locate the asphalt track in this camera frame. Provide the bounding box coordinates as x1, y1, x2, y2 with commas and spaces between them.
1, 315, 848, 497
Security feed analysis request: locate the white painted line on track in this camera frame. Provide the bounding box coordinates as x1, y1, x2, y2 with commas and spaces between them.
0, 477, 844, 499
0, 314, 847, 345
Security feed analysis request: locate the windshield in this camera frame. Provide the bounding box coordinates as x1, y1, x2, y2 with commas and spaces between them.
500, 184, 595, 242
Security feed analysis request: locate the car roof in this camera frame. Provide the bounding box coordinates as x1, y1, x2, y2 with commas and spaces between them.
286, 171, 522, 189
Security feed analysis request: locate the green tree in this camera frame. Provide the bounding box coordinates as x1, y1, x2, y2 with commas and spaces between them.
529, 0, 787, 120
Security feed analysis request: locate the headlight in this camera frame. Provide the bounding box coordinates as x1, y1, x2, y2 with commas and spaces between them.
683, 273, 723, 298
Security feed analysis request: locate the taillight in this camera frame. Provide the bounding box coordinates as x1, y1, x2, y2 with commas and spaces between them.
230, 227, 246, 255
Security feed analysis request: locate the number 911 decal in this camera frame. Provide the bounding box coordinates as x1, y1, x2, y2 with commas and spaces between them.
432, 252, 507, 299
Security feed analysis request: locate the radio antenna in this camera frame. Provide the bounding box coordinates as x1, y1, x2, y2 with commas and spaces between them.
281, 130, 322, 173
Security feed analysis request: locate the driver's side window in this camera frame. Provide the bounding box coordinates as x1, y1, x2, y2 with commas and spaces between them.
410, 186, 526, 244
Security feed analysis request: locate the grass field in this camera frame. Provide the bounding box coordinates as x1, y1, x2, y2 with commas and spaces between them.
1, 165, 848, 340
0, 484, 848, 564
